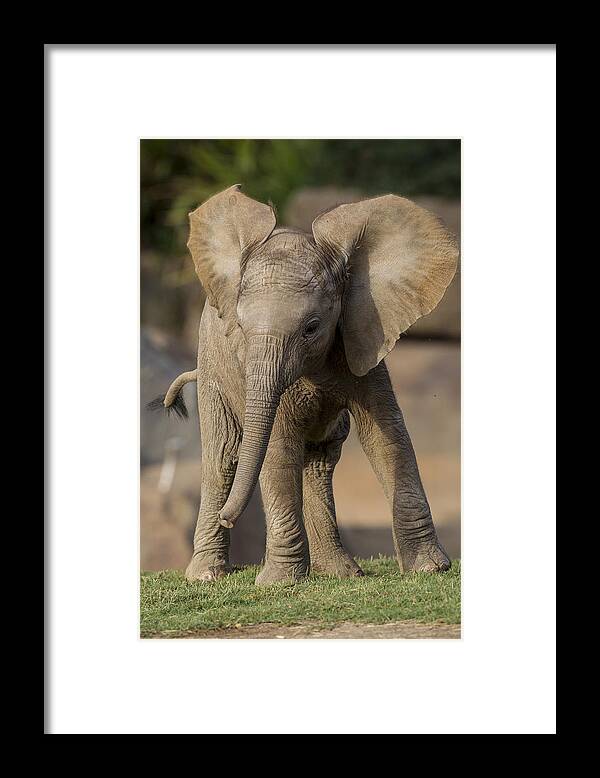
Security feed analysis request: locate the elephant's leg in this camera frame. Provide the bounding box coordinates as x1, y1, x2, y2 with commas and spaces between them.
350, 363, 451, 574
185, 386, 241, 582
255, 428, 309, 586
303, 411, 363, 578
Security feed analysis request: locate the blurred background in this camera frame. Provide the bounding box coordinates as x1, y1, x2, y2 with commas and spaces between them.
140, 139, 460, 570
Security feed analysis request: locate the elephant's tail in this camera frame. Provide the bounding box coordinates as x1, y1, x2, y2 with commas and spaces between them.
146, 369, 197, 420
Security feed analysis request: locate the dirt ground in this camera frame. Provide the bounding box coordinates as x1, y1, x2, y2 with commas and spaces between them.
147, 620, 461, 640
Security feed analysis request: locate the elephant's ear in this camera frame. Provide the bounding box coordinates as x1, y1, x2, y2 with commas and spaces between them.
187, 185, 276, 335
312, 194, 459, 376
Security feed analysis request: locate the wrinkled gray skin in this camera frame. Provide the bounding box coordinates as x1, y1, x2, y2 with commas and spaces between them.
178, 185, 459, 585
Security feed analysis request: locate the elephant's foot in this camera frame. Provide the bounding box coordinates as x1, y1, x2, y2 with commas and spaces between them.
397, 536, 451, 573
185, 553, 232, 582
255, 557, 309, 586
311, 548, 364, 578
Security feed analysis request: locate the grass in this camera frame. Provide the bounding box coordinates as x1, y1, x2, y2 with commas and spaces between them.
140, 557, 461, 637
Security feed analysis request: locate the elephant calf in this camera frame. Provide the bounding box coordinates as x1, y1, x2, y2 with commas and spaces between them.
150, 185, 458, 585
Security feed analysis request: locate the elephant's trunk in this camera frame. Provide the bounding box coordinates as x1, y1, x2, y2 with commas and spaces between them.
218, 337, 286, 529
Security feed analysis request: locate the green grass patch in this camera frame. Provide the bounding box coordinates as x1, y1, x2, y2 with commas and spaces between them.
140, 557, 461, 637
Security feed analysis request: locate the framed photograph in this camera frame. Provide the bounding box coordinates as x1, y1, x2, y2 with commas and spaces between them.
46, 44, 556, 735
140, 139, 462, 640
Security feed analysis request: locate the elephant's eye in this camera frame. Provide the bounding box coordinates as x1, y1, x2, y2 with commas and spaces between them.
303, 319, 320, 338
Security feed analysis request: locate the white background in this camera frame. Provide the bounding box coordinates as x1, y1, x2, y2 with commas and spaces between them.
47, 45, 556, 734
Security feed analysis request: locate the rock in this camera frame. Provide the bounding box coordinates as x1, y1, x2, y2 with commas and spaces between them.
140, 327, 200, 466
283, 187, 365, 232
140, 459, 266, 571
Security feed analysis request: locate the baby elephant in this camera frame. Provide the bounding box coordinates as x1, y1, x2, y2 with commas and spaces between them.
152, 185, 458, 585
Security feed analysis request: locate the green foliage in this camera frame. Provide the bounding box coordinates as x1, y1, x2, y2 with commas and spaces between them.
140, 557, 461, 636
141, 139, 460, 259
318, 139, 461, 198
141, 139, 324, 257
